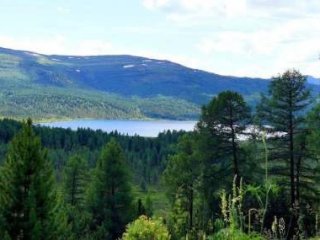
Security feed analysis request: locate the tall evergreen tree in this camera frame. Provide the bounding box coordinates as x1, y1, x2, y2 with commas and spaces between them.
163, 134, 200, 236
0, 119, 59, 239
256, 69, 311, 238
64, 155, 88, 208
197, 91, 251, 187
63, 155, 90, 239
87, 138, 133, 239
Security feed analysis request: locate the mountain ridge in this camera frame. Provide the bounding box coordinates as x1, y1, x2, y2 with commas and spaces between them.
0, 46, 319, 120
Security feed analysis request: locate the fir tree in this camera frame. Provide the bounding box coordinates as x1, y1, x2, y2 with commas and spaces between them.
163, 134, 200, 236
64, 155, 88, 208
0, 119, 60, 239
87, 138, 133, 239
63, 155, 90, 239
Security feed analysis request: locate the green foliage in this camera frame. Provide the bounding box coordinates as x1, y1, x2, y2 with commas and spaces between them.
163, 134, 201, 238
209, 228, 264, 240
63, 155, 90, 238
197, 90, 251, 183
0, 86, 200, 121
87, 139, 134, 239
122, 215, 170, 240
194, 91, 252, 225
220, 177, 245, 231
64, 155, 88, 208
256, 69, 316, 237
1, 66, 320, 239
0, 119, 61, 239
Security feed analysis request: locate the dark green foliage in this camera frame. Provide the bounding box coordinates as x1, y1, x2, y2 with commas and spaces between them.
0, 118, 183, 186
0, 119, 182, 238
163, 134, 201, 237
256, 69, 317, 237
194, 91, 251, 224
0, 119, 60, 239
87, 139, 133, 239
63, 155, 90, 238
64, 155, 88, 208
197, 91, 251, 185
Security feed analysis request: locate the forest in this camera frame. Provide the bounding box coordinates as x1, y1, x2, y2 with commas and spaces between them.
0, 69, 320, 240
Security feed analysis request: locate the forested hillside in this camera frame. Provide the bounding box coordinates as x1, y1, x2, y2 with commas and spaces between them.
2, 47, 319, 121
0, 69, 319, 239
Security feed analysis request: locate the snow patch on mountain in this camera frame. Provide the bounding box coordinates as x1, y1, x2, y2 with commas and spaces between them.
123, 64, 135, 69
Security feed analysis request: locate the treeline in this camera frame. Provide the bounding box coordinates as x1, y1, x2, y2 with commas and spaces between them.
0, 87, 199, 121
0, 119, 184, 239
0, 69, 320, 239
0, 119, 183, 186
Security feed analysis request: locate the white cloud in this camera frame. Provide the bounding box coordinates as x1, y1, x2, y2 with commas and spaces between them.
0, 35, 66, 54
194, 16, 320, 77
0, 35, 201, 71
142, 0, 320, 23
143, 0, 248, 23
74, 40, 114, 56
142, 0, 171, 10
0, 36, 115, 56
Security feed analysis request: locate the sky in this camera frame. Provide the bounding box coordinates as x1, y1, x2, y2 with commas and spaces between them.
0, 0, 319, 78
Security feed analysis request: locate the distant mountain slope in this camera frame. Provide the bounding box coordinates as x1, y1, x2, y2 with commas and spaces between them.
0, 47, 319, 120
308, 76, 320, 85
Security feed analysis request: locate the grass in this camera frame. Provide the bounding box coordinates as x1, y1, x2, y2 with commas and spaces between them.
131, 184, 170, 218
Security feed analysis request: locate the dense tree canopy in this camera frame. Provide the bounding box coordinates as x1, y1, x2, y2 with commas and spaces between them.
0, 119, 60, 239
87, 139, 133, 239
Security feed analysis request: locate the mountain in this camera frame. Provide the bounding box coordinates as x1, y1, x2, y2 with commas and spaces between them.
308, 76, 320, 85
0, 47, 318, 120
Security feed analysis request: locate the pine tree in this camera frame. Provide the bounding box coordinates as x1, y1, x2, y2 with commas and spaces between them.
256, 69, 311, 238
0, 119, 60, 239
87, 138, 133, 239
197, 91, 251, 187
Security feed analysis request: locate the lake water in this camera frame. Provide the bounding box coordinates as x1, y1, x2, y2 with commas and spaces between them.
39, 119, 197, 137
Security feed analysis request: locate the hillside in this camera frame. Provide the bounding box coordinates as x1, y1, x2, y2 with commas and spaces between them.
0, 47, 318, 120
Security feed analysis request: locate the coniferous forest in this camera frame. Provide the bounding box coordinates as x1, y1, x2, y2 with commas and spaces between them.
0, 69, 320, 239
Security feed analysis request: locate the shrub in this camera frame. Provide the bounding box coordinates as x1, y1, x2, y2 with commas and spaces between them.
122, 215, 170, 240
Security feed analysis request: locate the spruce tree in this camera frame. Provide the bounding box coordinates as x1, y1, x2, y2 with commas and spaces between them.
64, 155, 88, 208
163, 134, 200, 236
0, 119, 59, 239
87, 138, 133, 239
63, 155, 89, 239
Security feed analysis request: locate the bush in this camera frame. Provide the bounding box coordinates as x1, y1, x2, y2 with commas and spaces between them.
122, 215, 170, 240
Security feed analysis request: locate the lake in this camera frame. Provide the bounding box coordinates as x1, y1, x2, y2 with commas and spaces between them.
39, 119, 197, 137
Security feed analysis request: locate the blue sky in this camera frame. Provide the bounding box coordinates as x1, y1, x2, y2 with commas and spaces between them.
0, 0, 319, 77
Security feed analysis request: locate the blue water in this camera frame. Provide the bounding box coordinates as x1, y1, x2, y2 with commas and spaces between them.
39, 119, 197, 137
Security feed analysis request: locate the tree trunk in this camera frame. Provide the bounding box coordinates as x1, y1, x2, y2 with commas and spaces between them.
229, 104, 240, 187
287, 92, 299, 240
189, 186, 193, 230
